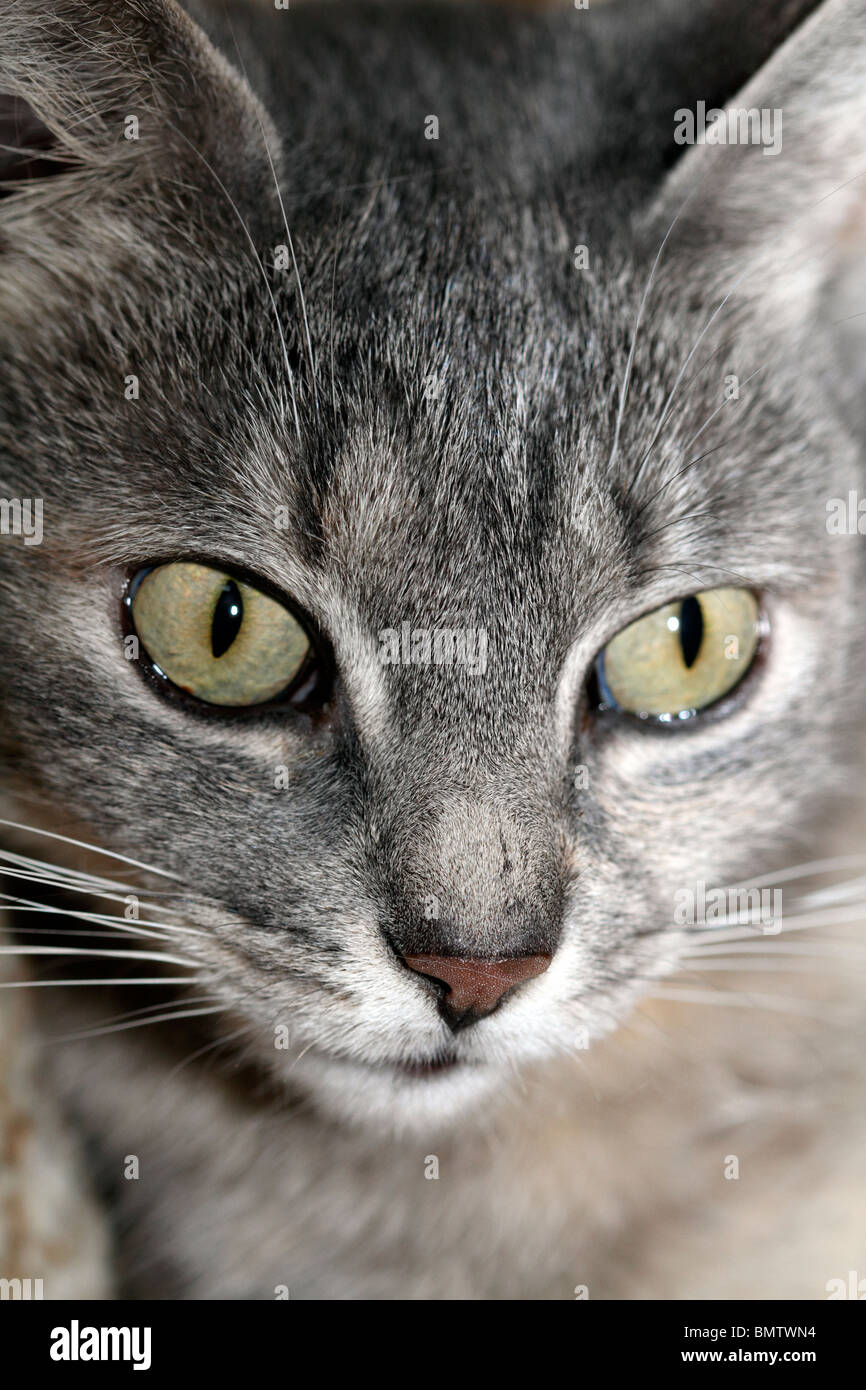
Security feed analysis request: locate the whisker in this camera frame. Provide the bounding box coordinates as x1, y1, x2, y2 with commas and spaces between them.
676, 958, 857, 973
0, 847, 126, 885
682, 940, 866, 959
0, 977, 196, 989
159, 116, 302, 441
0, 945, 198, 967
646, 561, 762, 590
3, 924, 191, 945
0, 824, 193, 904
223, 12, 318, 411
52, 1004, 229, 1043
0, 890, 205, 937
0, 818, 180, 880
51, 995, 224, 1030
796, 875, 866, 908
678, 364, 766, 457
626, 282, 747, 499
0, 844, 137, 882
329, 191, 347, 415
0, 855, 188, 910
636, 507, 727, 546
633, 432, 739, 521
608, 185, 696, 474
682, 904, 866, 942
289, 1037, 317, 1071
164, 1022, 256, 1085
724, 855, 866, 891
0, 863, 184, 916
646, 986, 839, 1019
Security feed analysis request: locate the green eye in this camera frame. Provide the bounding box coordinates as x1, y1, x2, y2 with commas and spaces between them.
129, 562, 312, 707
597, 588, 761, 720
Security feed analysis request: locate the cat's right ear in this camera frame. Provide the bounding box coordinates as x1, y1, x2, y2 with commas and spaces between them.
0, 95, 66, 194
646, 0, 866, 436
0, 0, 279, 220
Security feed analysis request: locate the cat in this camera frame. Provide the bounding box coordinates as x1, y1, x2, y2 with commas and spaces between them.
0, 0, 865, 1299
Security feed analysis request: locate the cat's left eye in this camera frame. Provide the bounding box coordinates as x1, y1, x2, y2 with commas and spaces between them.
596, 587, 761, 721
128, 561, 314, 708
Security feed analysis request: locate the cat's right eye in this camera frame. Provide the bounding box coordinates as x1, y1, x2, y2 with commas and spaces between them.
595, 588, 762, 722
127, 562, 316, 708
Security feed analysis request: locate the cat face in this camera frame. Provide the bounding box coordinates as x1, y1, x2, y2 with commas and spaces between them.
1, 0, 864, 1132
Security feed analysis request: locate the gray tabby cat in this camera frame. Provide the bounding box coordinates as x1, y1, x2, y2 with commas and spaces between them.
1, 0, 865, 1299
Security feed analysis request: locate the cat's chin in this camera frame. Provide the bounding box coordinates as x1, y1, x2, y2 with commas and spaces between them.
285, 1048, 509, 1136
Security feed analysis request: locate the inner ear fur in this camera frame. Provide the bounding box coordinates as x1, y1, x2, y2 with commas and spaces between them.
0, 93, 69, 194
645, 0, 866, 402
0, 0, 278, 212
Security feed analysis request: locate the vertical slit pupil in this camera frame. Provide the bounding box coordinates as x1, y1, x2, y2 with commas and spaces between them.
211, 580, 243, 658
679, 595, 703, 669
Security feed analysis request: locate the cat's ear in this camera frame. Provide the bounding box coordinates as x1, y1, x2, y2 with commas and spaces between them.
649, 0, 866, 431
0, 0, 277, 216
0, 95, 64, 192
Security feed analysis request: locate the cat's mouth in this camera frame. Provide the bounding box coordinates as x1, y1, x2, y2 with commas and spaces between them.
295, 1045, 490, 1097
393, 1053, 462, 1080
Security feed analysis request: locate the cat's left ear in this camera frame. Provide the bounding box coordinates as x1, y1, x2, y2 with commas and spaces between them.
0, 0, 278, 220
650, 0, 866, 435
0, 94, 62, 190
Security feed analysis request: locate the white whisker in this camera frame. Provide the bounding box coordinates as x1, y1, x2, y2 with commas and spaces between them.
725, 855, 866, 892
0, 855, 186, 914
55, 995, 224, 1029
53, 1004, 228, 1043
164, 1022, 255, 1084
0, 889, 205, 937
608, 192, 689, 474
0, 867, 187, 918
628, 273, 754, 496
3, 924, 191, 946
160, 118, 302, 441
0, 977, 195, 989
678, 364, 767, 457
0, 945, 197, 967
682, 940, 865, 959
795, 875, 866, 909
0, 850, 126, 888
0, 818, 181, 880
677, 958, 854, 973
647, 986, 839, 1018
681, 904, 866, 944
223, 12, 318, 409
289, 1037, 317, 1071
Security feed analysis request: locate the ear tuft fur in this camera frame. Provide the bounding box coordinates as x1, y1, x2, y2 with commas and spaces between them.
0, 94, 72, 195
0, 0, 278, 214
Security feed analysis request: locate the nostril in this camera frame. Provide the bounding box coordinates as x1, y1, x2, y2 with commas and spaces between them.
402, 952, 551, 1028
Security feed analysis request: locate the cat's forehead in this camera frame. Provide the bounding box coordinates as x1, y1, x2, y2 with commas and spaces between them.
160, 195, 818, 645
227, 227, 637, 614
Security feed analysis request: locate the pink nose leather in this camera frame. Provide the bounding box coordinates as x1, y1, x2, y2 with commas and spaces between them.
402, 953, 552, 1018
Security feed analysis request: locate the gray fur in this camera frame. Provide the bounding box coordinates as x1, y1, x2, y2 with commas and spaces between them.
0, 0, 865, 1297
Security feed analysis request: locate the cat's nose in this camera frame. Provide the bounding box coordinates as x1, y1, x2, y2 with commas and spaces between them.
402, 952, 551, 1030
